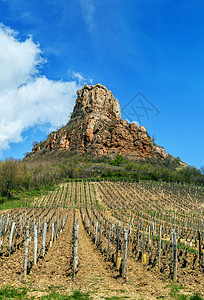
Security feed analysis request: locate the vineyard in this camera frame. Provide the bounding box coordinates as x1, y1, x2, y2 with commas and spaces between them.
0, 180, 204, 299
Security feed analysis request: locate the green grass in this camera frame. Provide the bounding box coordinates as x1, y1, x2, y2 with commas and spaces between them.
0, 183, 57, 210
40, 291, 91, 299
0, 286, 28, 299
175, 295, 188, 300
0, 286, 202, 300
175, 295, 203, 300
0, 287, 91, 300
189, 295, 203, 300
105, 297, 129, 300
168, 284, 203, 300
105, 297, 121, 300
170, 283, 185, 298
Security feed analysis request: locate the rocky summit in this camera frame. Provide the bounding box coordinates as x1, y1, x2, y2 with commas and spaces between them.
29, 84, 168, 159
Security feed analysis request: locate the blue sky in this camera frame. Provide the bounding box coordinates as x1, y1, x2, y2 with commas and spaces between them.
0, 0, 203, 168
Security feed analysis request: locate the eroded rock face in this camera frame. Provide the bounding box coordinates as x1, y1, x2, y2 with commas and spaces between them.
71, 83, 121, 120
29, 84, 168, 159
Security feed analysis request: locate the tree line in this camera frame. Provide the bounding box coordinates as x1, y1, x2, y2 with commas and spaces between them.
0, 154, 203, 202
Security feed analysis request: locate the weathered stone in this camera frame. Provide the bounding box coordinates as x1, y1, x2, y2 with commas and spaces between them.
29, 84, 168, 159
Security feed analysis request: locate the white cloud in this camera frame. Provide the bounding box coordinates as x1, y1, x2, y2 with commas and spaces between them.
0, 24, 85, 155
69, 70, 93, 84
78, 0, 95, 31
71, 71, 85, 82
0, 24, 42, 92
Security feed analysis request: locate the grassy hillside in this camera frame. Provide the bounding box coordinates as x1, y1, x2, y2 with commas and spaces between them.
0, 152, 203, 204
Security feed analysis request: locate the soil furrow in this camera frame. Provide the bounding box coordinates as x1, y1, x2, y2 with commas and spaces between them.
26, 208, 74, 289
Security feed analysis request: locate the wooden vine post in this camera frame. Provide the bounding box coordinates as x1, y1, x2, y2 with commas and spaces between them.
42, 221, 47, 257
137, 222, 140, 249
116, 226, 121, 260
148, 225, 151, 247
23, 226, 30, 278
107, 224, 112, 259
142, 227, 145, 255
99, 218, 103, 245
158, 225, 162, 269
198, 230, 204, 273
9, 222, 15, 253
198, 230, 202, 267
33, 224, 38, 265
50, 222, 55, 248
122, 229, 128, 280
73, 221, 79, 281
95, 221, 98, 244
173, 231, 177, 282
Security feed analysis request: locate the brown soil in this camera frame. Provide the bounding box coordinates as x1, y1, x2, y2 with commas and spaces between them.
0, 208, 203, 299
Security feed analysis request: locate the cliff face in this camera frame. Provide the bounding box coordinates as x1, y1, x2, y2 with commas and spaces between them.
29, 84, 168, 159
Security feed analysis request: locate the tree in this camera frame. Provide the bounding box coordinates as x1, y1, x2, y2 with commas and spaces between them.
0, 159, 23, 199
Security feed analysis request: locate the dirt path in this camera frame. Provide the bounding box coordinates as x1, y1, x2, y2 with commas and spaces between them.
28, 208, 74, 290
70, 209, 173, 299
72, 209, 135, 299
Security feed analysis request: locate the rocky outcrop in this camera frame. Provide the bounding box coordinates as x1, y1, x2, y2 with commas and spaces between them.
72, 84, 121, 120
28, 84, 168, 159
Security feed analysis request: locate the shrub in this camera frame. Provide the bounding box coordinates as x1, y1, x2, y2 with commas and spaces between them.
111, 153, 125, 166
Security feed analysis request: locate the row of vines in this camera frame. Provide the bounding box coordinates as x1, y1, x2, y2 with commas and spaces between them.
0, 180, 203, 283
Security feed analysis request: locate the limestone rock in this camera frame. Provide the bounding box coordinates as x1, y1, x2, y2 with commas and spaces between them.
29, 84, 168, 159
